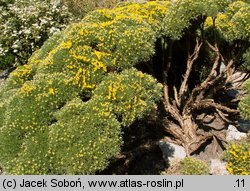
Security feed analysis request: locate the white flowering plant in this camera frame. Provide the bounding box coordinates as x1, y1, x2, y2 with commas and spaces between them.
0, 0, 75, 70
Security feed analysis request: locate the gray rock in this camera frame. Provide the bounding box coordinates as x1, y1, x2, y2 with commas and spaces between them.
0, 70, 9, 79
226, 125, 247, 141
0, 67, 16, 79
210, 159, 229, 175
158, 140, 186, 162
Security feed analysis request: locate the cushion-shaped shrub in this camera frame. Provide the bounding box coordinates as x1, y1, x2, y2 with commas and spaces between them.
180, 157, 209, 175
0, 1, 165, 174
93, 68, 162, 126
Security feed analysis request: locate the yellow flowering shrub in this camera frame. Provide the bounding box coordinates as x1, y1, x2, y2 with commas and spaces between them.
93, 68, 163, 126
1, 0, 248, 175
47, 98, 122, 174
0, 1, 164, 174
216, 1, 250, 41
224, 143, 250, 175
162, 0, 232, 39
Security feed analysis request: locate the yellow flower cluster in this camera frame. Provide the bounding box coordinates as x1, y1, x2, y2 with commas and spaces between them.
115, 1, 170, 26
11, 64, 31, 79
92, 68, 162, 126
73, 67, 95, 89
215, 1, 250, 41
19, 83, 35, 95
225, 144, 250, 175
48, 88, 55, 95
9, 64, 34, 87
107, 82, 120, 100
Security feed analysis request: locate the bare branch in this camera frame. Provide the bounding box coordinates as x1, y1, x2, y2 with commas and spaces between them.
164, 84, 184, 127
179, 39, 203, 104
173, 86, 180, 107
202, 42, 221, 84
193, 99, 238, 115
182, 43, 222, 113
163, 136, 183, 146
164, 122, 184, 141
183, 49, 235, 114
163, 84, 171, 106
227, 72, 250, 88
216, 108, 231, 123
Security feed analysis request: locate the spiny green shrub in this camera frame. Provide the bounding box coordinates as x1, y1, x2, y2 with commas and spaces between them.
0, 0, 74, 70
224, 143, 250, 175
180, 157, 209, 175
0, 1, 165, 174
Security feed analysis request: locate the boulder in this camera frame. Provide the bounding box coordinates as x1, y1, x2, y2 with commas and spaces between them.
0, 70, 9, 79
226, 125, 247, 141
158, 140, 186, 163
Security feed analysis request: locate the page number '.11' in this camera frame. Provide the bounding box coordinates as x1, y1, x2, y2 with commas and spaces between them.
234, 179, 245, 188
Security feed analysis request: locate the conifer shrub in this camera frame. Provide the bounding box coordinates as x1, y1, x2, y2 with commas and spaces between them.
0, 1, 165, 174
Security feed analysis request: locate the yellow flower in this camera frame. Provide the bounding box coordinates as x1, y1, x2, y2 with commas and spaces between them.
112, 58, 117, 65
61, 41, 72, 49
241, 172, 249, 175
66, 62, 74, 69
79, 29, 89, 35
74, 68, 83, 85
11, 64, 32, 80
48, 88, 55, 95
232, 144, 237, 150
107, 83, 119, 100
92, 60, 107, 72
139, 71, 144, 78
204, 17, 213, 27
217, 13, 227, 20
19, 83, 34, 94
